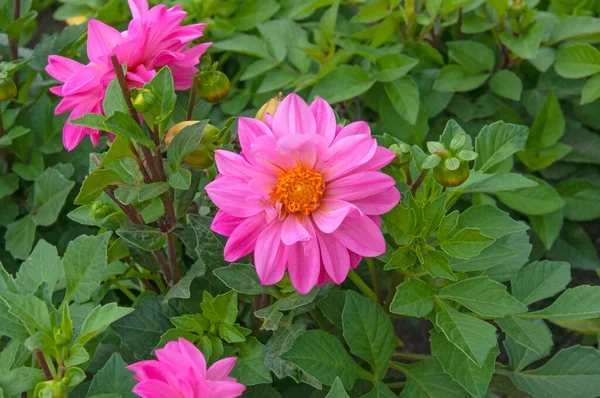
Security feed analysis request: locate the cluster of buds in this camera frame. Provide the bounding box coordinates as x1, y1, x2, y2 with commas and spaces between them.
0, 61, 20, 101
132, 88, 157, 113
421, 132, 478, 187
389, 141, 412, 167
34, 380, 69, 398
165, 121, 223, 169
195, 54, 231, 104
91, 201, 112, 220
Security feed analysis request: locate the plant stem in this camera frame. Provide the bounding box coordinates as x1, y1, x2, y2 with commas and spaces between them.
348, 270, 378, 302
34, 349, 53, 380
410, 169, 429, 196
110, 55, 138, 122
10, 0, 20, 87
393, 351, 429, 361
114, 281, 137, 301
186, 82, 197, 121
366, 258, 382, 304
386, 381, 406, 389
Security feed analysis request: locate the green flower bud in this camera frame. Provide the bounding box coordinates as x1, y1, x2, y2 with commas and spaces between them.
433, 159, 470, 187
164, 121, 222, 169
53, 327, 71, 347
196, 71, 231, 103
199, 53, 213, 72
389, 142, 412, 166
508, 0, 528, 18
91, 201, 110, 219
132, 89, 156, 113
34, 380, 69, 398
0, 75, 17, 101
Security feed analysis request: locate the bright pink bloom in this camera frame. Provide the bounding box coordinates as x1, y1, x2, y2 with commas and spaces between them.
206, 94, 401, 294
127, 338, 245, 398
46, 0, 210, 151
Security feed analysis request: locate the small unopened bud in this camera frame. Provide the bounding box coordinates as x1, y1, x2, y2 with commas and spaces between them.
389, 143, 412, 166
132, 89, 156, 113
255, 93, 285, 122
199, 54, 213, 72
0, 75, 17, 101
196, 71, 231, 103
53, 327, 71, 347
90, 201, 110, 219
433, 159, 470, 187
34, 380, 69, 398
165, 121, 222, 169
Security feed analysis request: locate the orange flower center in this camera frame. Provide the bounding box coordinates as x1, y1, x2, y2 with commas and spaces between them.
274, 166, 325, 215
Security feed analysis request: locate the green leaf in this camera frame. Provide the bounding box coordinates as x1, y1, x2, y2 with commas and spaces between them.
497, 176, 565, 216
438, 210, 459, 241
74, 169, 121, 205
0, 293, 52, 335
554, 44, 600, 78
508, 346, 600, 398
529, 209, 564, 250
64, 232, 111, 303
389, 279, 435, 317
230, 337, 272, 385
281, 330, 370, 389
511, 260, 571, 305
13, 152, 44, 182
163, 260, 206, 303
311, 65, 375, 104
547, 223, 600, 270
454, 172, 537, 194
117, 224, 166, 252
430, 330, 498, 398
15, 239, 61, 295
526, 92, 564, 150
580, 73, 600, 105
257, 69, 296, 93
435, 303, 497, 366
342, 291, 394, 379
255, 304, 283, 331
278, 288, 319, 311
422, 249, 457, 280
557, 178, 600, 221
384, 77, 420, 125
351, 1, 388, 23
167, 121, 207, 170
146, 67, 176, 127
447, 41, 494, 73
201, 290, 238, 325
113, 297, 185, 360
212, 34, 271, 58
318, 290, 346, 330
549, 15, 600, 42
32, 168, 75, 226
384, 246, 417, 270
0, 367, 44, 397
399, 358, 470, 398
243, 385, 282, 398
505, 335, 549, 372
137, 182, 169, 202
69, 113, 107, 131
457, 205, 528, 239
524, 285, 600, 321
489, 70, 522, 101
433, 65, 489, 92
0, 173, 19, 200
359, 382, 397, 398
439, 276, 527, 317
474, 121, 528, 172
495, 316, 553, 355
375, 53, 419, 82
500, 22, 543, 59
213, 263, 276, 295
241, 59, 278, 81
76, 303, 134, 346
87, 353, 136, 397
6, 217, 35, 261
104, 112, 153, 147
114, 185, 139, 205
103, 78, 128, 117
441, 228, 495, 260
168, 167, 192, 190
326, 377, 350, 398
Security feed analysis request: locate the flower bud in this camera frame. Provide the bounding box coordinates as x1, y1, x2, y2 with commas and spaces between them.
53, 327, 71, 347
196, 71, 231, 103
0, 75, 17, 101
433, 159, 470, 187
34, 380, 69, 398
132, 89, 156, 113
389, 142, 412, 166
199, 53, 213, 72
90, 201, 110, 219
255, 93, 285, 122
165, 121, 222, 169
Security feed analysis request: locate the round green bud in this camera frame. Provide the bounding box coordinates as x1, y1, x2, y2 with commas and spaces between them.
196, 71, 231, 103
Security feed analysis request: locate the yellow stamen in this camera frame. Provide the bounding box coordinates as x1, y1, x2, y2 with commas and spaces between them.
274, 166, 324, 215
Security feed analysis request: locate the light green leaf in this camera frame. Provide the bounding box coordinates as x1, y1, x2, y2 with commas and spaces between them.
524, 285, 600, 320
0, 367, 44, 397
342, 291, 394, 379
230, 337, 273, 386
547, 223, 600, 270
454, 172, 537, 194
389, 279, 435, 317
526, 91, 564, 150
497, 176, 565, 216
168, 167, 192, 190
213, 263, 276, 295
489, 70, 522, 101
64, 232, 111, 303
87, 353, 136, 397
581, 73, 600, 105
69, 113, 107, 131
439, 276, 527, 317
457, 205, 528, 239
311, 65, 376, 104
474, 121, 528, 172
431, 330, 498, 398
554, 44, 600, 78
511, 260, 571, 305
103, 78, 128, 117
505, 335, 549, 372
74, 169, 121, 205
15, 239, 61, 295
201, 290, 238, 325
529, 209, 564, 250
0, 293, 52, 335
500, 22, 543, 59
438, 210, 459, 241
255, 304, 283, 331
257, 69, 297, 93
326, 377, 350, 398
441, 228, 495, 260
375, 53, 419, 82
281, 330, 371, 389
433, 65, 489, 92
557, 178, 600, 221
422, 249, 457, 280
399, 358, 469, 398
384, 246, 417, 270
32, 168, 75, 226
435, 303, 497, 366
104, 112, 153, 147
549, 15, 600, 42
508, 346, 600, 398
495, 316, 553, 355
137, 182, 169, 202
117, 224, 166, 252
351, 1, 388, 23
212, 34, 271, 58
77, 303, 134, 346
145, 67, 176, 128
384, 76, 420, 125
447, 41, 495, 73
167, 121, 207, 170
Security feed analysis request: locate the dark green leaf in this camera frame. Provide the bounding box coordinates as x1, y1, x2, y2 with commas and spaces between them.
384, 77, 420, 125
117, 224, 166, 252
311, 65, 376, 104
325, 377, 350, 398
104, 112, 153, 147
230, 337, 272, 385
474, 121, 528, 172
511, 260, 571, 305
500, 22, 543, 59
87, 353, 136, 397
497, 176, 565, 216
489, 70, 522, 101
74, 169, 121, 205
399, 358, 469, 398
457, 205, 528, 239
213, 263, 276, 295
447, 41, 495, 73
557, 178, 600, 221
495, 316, 553, 355
32, 168, 75, 226
389, 279, 435, 317
524, 285, 600, 320
441, 228, 495, 260
433, 65, 489, 92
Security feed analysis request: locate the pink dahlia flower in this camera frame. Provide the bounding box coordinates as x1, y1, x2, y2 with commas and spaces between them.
127, 338, 245, 398
206, 94, 401, 294
46, 0, 210, 151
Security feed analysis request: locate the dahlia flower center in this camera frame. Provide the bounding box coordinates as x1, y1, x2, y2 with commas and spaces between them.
275, 166, 324, 215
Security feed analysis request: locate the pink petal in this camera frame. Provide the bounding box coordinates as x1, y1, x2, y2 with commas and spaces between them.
272, 93, 316, 138
129, 0, 149, 18
248, 174, 278, 195
133, 380, 185, 398
127, 360, 168, 383
237, 117, 274, 164
214, 150, 263, 180
176, 338, 207, 379
317, 232, 351, 284
211, 210, 244, 237
207, 357, 237, 381
46, 55, 84, 82
310, 97, 337, 146
252, 135, 296, 173
287, 221, 320, 294
333, 121, 371, 143
281, 215, 310, 245
311, 198, 358, 234
325, 171, 396, 201
87, 20, 123, 65
333, 215, 386, 257
208, 381, 246, 398
205, 176, 264, 218
223, 213, 266, 262
276, 134, 327, 170
351, 187, 401, 215
321, 134, 378, 182
355, 146, 397, 172
255, 220, 288, 285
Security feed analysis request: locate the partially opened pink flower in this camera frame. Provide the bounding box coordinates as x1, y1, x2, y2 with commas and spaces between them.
46, 0, 210, 151
127, 338, 245, 398
206, 94, 401, 294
